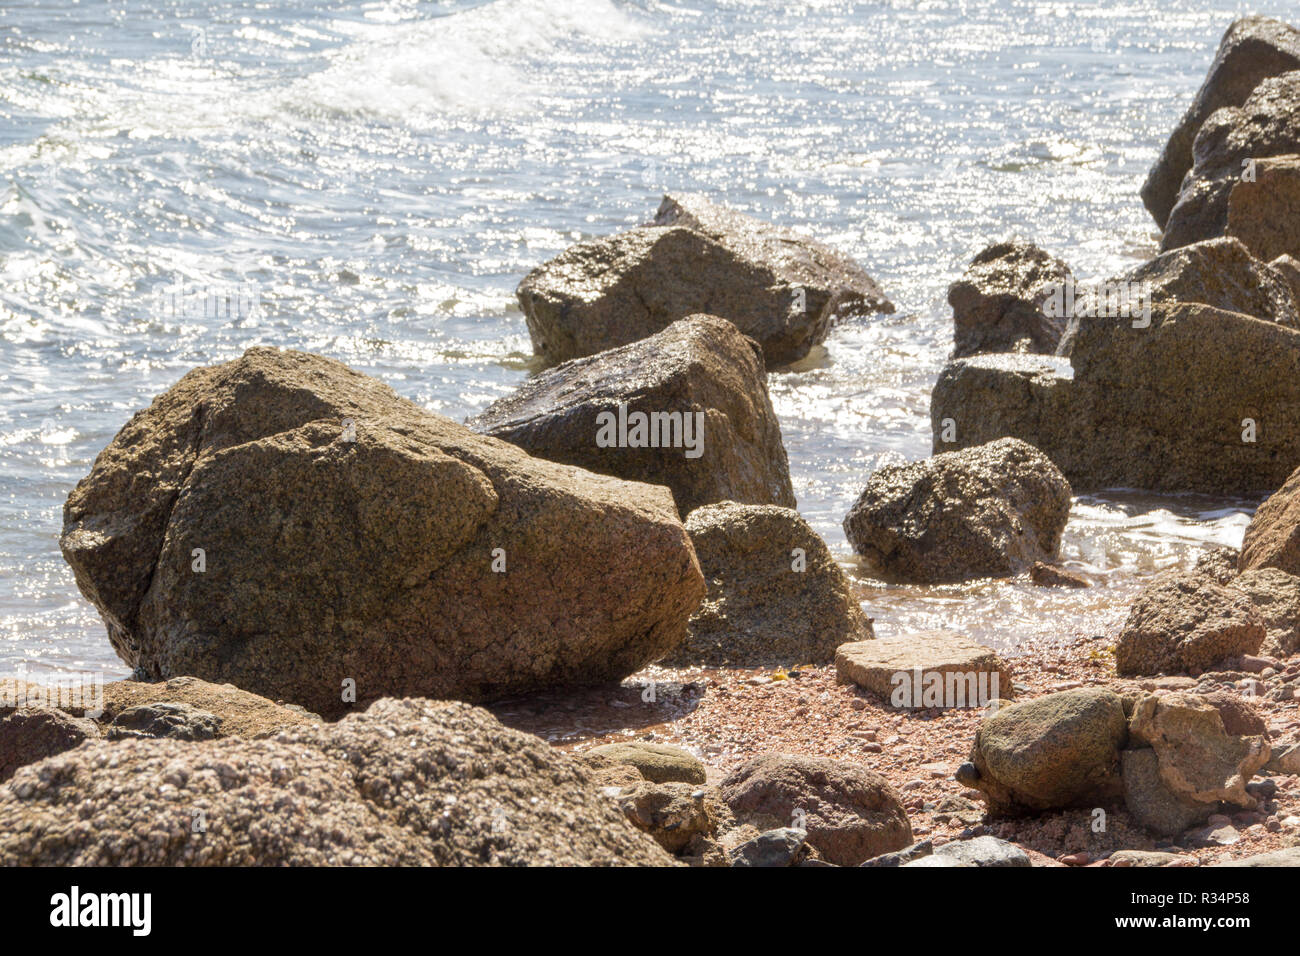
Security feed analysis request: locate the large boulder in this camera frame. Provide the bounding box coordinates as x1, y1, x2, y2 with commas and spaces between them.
1229, 568, 1300, 657
0, 698, 675, 866
1226, 155, 1300, 261
1115, 572, 1266, 676
517, 194, 893, 369
720, 753, 912, 867
1163, 70, 1300, 251
468, 315, 795, 519
661, 502, 870, 667
60, 347, 705, 718
947, 241, 1071, 358
842, 438, 1072, 583
1240, 462, 1300, 575
931, 303, 1300, 495
956, 688, 1129, 816
1141, 16, 1300, 230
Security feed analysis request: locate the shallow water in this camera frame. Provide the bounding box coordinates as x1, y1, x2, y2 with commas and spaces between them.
0, 0, 1276, 677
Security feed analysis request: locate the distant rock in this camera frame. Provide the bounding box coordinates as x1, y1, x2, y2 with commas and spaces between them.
517, 194, 892, 369
843, 438, 1072, 583
1228, 568, 1300, 657
60, 348, 704, 718
958, 688, 1128, 816
834, 631, 1010, 708
580, 742, 706, 785
0, 707, 97, 783
1163, 71, 1300, 251
1141, 16, 1300, 230
469, 315, 795, 519
662, 502, 869, 667
932, 302, 1300, 496
721, 753, 912, 866
947, 241, 1072, 358
1115, 572, 1265, 676
0, 698, 675, 866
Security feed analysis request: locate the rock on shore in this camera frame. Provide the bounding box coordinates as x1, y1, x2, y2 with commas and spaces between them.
843, 438, 1072, 583
61, 347, 705, 718
947, 240, 1071, 358
469, 315, 795, 518
517, 194, 892, 368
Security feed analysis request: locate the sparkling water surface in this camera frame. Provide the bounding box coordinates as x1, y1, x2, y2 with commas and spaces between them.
0, 0, 1280, 677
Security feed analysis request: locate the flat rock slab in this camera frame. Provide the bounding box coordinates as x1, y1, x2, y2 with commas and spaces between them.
835, 632, 1010, 708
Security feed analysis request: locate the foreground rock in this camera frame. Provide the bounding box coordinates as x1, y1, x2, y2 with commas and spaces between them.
1163, 70, 1300, 251
469, 316, 795, 518
1115, 572, 1266, 676
0, 698, 674, 866
1141, 16, 1300, 230
517, 194, 893, 368
661, 502, 869, 666
720, 753, 912, 866
61, 348, 704, 718
843, 438, 1071, 583
931, 303, 1300, 495
957, 688, 1128, 815
834, 632, 1010, 708
947, 241, 1071, 358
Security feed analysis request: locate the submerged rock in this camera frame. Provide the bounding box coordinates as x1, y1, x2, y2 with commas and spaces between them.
517, 194, 892, 368
469, 315, 795, 518
662, 502, 869, 667
947, 241, 1072, 358
0, 698, 675, 866
843, 438, 1071, 583
61, 347, 704, 718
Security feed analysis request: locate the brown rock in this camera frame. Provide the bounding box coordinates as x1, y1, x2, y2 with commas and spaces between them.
947, 241, 1072, 358
1228, 568, 1300, 657
834, 632, 1010, 708
721, 753, 912, 866
0, 707, 98, 783
1029, 562, 1090, 588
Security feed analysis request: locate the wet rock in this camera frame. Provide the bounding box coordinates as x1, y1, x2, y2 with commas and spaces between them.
517, 194, 892, 369
1122, 748, 1216, 837
1141, 16, 1300, 230
1164, 71, 1300, 251
1029, 562, 1090, 588
664, 502, 869, 667
1128, 692, 1270, 809
843, 438, 1071, 584
728, 827, 811, 867
720, 753, 912, 866
0, 698, 675, 866
0, 707, 98, 783
932, 302, 1300, 496
581, 742, 706, 785
468, 315, 795, 519
947, 241, 1072, 358
962, 688, 1128, 816
834, 632, 1010, 708
106, 701, 221, 741
1115, 572, 1265, 676
925, 835, 1030, 868
60, 347, 704, 718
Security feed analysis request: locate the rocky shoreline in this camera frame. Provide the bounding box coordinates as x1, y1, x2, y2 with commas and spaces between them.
3, 15, 1300, 868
